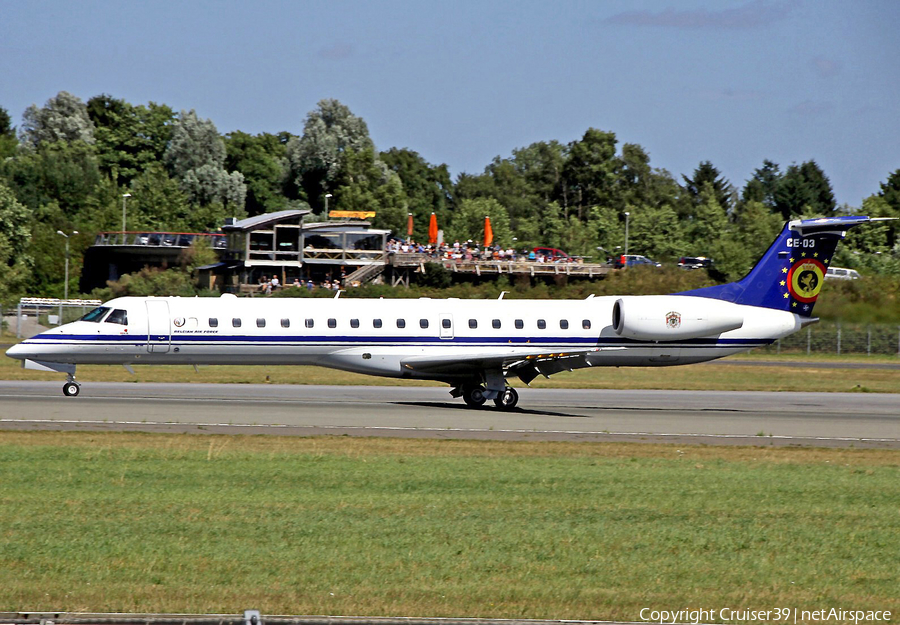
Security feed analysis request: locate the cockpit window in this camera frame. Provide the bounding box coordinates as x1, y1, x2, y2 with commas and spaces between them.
81, 306, 110, 322
106, 309, 128, 325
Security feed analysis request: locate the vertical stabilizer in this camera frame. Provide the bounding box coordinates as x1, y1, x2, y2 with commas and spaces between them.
679, 216, 887, 317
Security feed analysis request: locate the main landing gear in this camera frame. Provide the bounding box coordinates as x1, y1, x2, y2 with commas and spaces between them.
457, 384, 519, 410
63, 372, 80, 397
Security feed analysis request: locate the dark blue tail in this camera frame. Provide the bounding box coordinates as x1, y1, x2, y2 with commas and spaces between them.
680, 216, 884, 317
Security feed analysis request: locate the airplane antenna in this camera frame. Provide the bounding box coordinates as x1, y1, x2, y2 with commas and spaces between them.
498, 291, 508, 300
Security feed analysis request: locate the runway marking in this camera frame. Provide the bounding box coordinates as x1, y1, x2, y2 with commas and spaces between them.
1, 418, 897, 444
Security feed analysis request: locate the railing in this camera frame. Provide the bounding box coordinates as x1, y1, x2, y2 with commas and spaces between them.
93, 232, 227, 249
302, 248, 387, 264
389, 254, 610, 277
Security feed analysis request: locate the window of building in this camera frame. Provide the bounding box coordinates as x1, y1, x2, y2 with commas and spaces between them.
209, 318, 218, 328
514, 319, 524, 329
373, 319, 383, 328
559, 319, 569, 330
305, 319, 314, 328
351, 319, 359, 328
420, 319, 429, 329
106, 309, 128, 325
537, 319, 546, 330
582, 319, 591, 330
233, 318, 242, 328
328, 318, 337, 329
492, 319, 501, 329
468, 319, 477, 329
257, 318, 266, 328
281, 318, 290, 328
396, 319, 406, 329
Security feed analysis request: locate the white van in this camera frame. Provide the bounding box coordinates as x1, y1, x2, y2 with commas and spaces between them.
825, 267, 861, 280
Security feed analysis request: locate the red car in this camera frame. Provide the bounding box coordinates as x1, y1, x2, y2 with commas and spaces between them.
532, 247, 571, 261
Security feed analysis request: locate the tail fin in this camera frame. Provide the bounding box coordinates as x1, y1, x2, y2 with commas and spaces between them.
679, 216, 892, 317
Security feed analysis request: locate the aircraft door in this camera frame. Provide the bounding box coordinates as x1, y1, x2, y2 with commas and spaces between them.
146, 300, 171, 353
439, 313, 454, 339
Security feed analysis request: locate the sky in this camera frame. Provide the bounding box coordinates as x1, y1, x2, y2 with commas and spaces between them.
2, 0, 898, 207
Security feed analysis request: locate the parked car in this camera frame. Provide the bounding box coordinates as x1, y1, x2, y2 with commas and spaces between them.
532, 247, 572, 261
825, 267, 861, 280
678, 256, 714, 270
615, 254, 662, 269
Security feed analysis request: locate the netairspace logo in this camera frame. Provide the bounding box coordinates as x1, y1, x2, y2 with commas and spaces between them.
639, 607, 892, 624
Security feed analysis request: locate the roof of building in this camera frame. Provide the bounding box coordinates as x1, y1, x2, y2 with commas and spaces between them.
222, 209, 311, 232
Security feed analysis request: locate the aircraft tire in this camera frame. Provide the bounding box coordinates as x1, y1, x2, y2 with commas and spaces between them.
493, 387, 519, 410
462, 385, 487, 408
63, 382, 80, 397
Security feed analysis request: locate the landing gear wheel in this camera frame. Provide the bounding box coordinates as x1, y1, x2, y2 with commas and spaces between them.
462, 385, 487, 408
493, 387, 519, 410
63, 382, 80, 397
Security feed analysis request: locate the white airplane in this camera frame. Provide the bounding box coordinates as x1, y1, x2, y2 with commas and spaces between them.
6, 216, 889, 409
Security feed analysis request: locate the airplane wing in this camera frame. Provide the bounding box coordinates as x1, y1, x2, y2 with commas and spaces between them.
400, 347, 623, 385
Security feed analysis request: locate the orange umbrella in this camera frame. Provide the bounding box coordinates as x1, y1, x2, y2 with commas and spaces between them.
406, 213, 414, 240
484, 215, 493, 247
428, 212, 438, 244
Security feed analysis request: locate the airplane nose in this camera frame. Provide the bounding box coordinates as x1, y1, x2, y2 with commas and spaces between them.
5, 342, 32, 360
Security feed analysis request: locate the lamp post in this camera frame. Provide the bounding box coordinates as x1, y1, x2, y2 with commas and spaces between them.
624, 211, 630, 258
121, 193, 132, 236
56, 230, 78, 323
324, 193, 332, 216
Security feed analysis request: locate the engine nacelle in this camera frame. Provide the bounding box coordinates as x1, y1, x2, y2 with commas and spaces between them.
612, 296, 744, 341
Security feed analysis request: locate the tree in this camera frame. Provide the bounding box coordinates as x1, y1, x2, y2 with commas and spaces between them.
562, 128, 620, 219
447, 198, 512, 247
225, 131, 288, 215
0, 181, 33, 305
18, 91, 95, 149
285, 99, 374, 211
332, 147, 408, 234
380, 147, 454, 240
681, 161, 732, 214
0, 107, 17, 158
87, 95, 175, 185
164, 110, 246, 212
741, 160, 781, 210
878, 169, 900, 213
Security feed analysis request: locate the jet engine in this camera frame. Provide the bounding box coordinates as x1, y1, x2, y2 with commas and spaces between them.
612, 296, 744, 341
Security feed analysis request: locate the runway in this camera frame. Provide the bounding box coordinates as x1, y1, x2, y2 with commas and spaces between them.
0, 381, 898, 448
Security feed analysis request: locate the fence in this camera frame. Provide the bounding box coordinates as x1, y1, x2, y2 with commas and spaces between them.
12, 298, 103, 338
757, 322, 900, 356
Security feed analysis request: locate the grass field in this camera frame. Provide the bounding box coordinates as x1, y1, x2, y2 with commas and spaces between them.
0, 432, 898, 621
3, 345, 900, 393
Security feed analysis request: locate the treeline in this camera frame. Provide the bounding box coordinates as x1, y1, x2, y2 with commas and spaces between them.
1, 91, 899, 306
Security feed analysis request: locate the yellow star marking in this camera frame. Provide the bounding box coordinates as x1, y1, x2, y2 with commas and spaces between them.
792, 302, 797, 307
780, 280, 786, 286
801, 251, 807, 257
813, 252, 819, 258
789, 257, 795, 262
783, 293, 789, 299
782, 267, 788, 273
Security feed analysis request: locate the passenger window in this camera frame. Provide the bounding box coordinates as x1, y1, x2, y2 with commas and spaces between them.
257, 318, 266, 328
328, 318, 337, 329
106, 309, 128, 325
420, 319, 429, 329
281, 318, 290, 328
514, 319, 523, 329
560, 319, 569, 330
468, 319, 477, 329
351, 319, 359, 328
582, 319, 591, 330
492, 319, 501, 329
397, 319, 406, 329
305, 319, 314, 328
81, 306, 110, 322
373, 319, 383, 328
537, 319, 546, 330
442, 318, 451, 329
232, 318, 241, 328
209, 318, 218, 328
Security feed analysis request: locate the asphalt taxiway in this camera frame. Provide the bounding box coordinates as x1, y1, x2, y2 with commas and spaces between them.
0, 381, 898, 448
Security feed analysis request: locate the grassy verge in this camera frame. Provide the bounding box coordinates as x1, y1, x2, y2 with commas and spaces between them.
2, 346, 899, 392
0, 432, 898, 620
